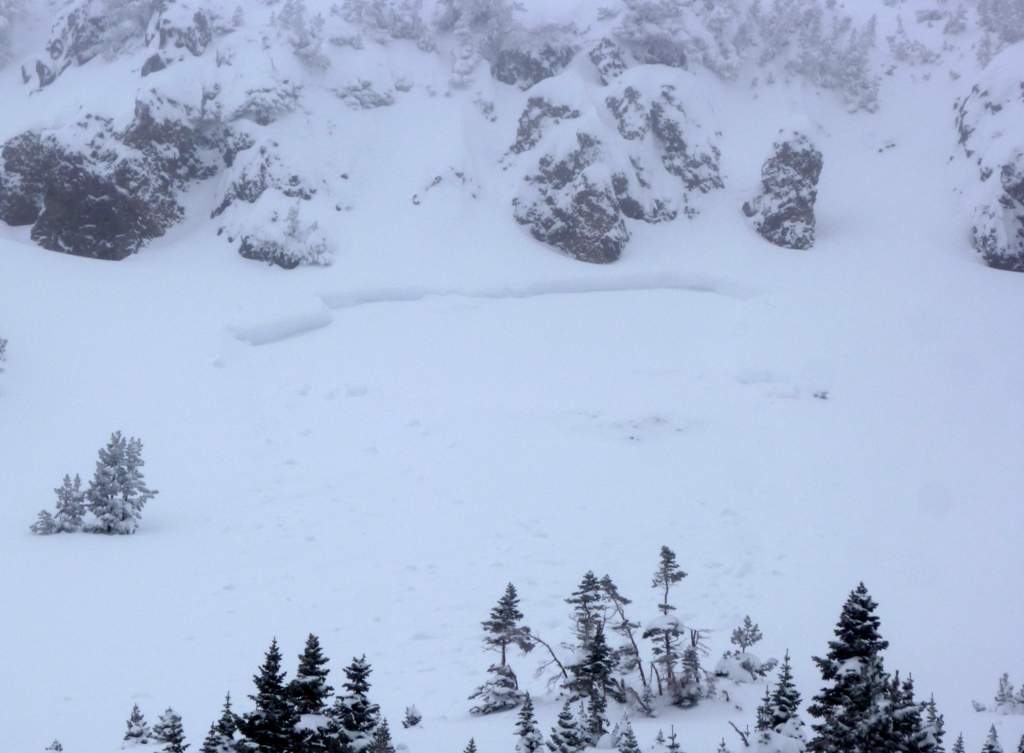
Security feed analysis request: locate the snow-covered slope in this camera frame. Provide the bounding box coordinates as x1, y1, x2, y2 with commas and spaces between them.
0, 1, 1022, 752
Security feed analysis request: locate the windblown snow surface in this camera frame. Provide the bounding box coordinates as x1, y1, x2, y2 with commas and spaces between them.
0, 2, 1022, 752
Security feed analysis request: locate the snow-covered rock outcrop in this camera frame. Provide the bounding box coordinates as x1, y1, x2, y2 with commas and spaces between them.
743, 130, 823, 250
507, 70, 722, 263
0, 91, 231, 260
956, 44, 1024, 273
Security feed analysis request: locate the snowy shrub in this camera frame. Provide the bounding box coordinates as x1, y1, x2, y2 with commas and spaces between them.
227, 81, 302, 125
435, 0, 524, 84
274, 0, 330, 69
616, 0, 749, 78
336, 0, 428, 43
747, 0, 879, 112
401, 705, 422, 728
983, 673, 1024, 714
976, 0, 1024, 50
0, 0, 23, 65
887, 15, 940, 65
30, 475, 86, 535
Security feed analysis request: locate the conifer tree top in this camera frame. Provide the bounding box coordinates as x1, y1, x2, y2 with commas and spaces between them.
823, 582, 888, 663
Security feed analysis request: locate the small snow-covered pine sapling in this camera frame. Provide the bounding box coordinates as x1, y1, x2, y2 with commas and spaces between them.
515, 692, 544, 753
45, 741, 63, 752
921, 695, 945, 753
85, 432, 157, 535
30, 509, 58, 535
764, 651, 802, 732
717, 740, 731, 753
469, 662, 522, 714
199, 693, 237, 753
981, 726, 1003, 753
731, 617, 763, 653
655, 729, 666, 746
31, 474, 87, 535
547, 700, 587, 753
995, 674, 1015, 706
151, 707, 188, 753
464, 738, 478, 753
665, 725, 682, 752
951, 734, 965, 753
402, 704, 422, 728
366, 718, 396, 753
288, 633, 333, 714
616, 723, 641, 753
53, 474, 85, 532
124, 704, 152, 742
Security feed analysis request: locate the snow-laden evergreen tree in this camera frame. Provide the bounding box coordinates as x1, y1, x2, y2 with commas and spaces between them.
951, 734, 965, 753
886, 672, 929, 753
464, 739, 478, 753
53, 474, 86, 532
921, 696, 945, 753
515, 692, 544, 753
124, 704, 152, 746
235, 638, 301, 753
326, 655, 380, 748
151, 708, 188, 753
807, 583, 891, 753
30, 509, 58, 535
470, 583, 533, 713
45, 741, 63, 752
616, 723, 641, 753
483, 583, 534, 670
547, 701, 587, 753
289, 634, 333, 715
756, 650, 806, 753
981, 726, 1003, 753
32, 474, 87, 535
85, 432, 157, 535
1016, 732, 1024, 753
199, 693, 237, 753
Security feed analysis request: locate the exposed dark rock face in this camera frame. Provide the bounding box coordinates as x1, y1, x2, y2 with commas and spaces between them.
955, 50, 1024, 272
238, 236, 304, 270
0, 95, 234, 260
151, 3, 213, 57
589, 38, 628, 84
510, 97, 581, 155
514, 132, 629, 264
743, 132, 823, 250
973, 155, 1024, 272
491, 36, 579, 90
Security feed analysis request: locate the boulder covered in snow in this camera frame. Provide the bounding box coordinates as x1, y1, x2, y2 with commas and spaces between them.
956, 44, 1024, 272
507, 71, 722, 263
743, 130, 823, 250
